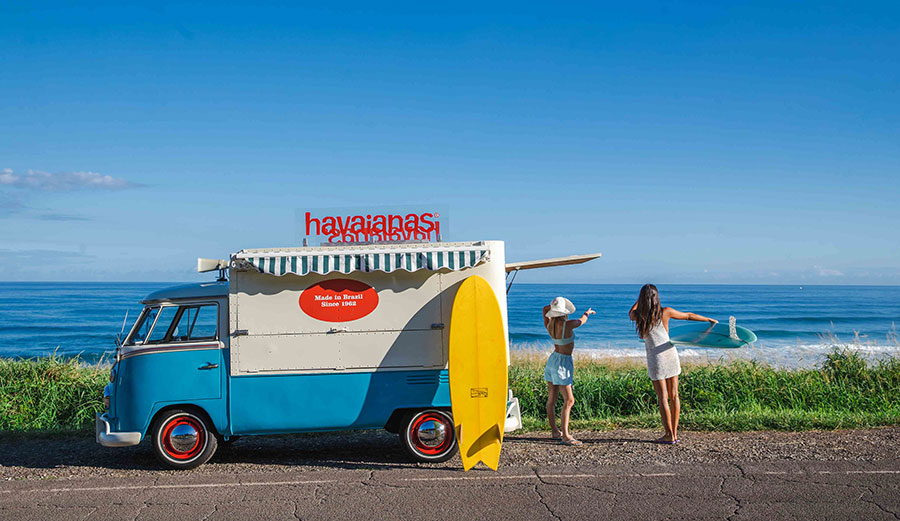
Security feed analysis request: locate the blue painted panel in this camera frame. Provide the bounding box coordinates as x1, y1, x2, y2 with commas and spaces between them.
230, 370, 450, 435
112, 348, 225, 435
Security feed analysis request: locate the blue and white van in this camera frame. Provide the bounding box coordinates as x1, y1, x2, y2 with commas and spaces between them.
97, 241, 527, 469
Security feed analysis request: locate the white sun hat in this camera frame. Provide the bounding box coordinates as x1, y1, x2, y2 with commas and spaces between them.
545, 297, 576, 318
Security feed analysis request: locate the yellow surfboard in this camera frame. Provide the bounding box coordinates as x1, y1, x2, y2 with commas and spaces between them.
449, 275, 508, 471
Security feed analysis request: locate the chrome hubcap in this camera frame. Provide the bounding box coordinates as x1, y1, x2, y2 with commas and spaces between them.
169, 423, 200, 452
416, 419, 446, 448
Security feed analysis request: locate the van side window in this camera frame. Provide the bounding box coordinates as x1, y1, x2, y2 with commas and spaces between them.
171, 305, 218, 342
146, 306, 179, 344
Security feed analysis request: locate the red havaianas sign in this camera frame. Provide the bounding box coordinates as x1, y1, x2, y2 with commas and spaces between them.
299, 279, 379, 322
305, 211, 441, 243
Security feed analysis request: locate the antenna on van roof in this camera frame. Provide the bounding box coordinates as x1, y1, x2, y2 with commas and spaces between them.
115, 309, 129, 348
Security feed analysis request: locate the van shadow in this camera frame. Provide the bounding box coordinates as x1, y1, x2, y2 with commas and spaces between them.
506, 435, 654, 445
209, 431, 463, 471
222, 432, 468, 471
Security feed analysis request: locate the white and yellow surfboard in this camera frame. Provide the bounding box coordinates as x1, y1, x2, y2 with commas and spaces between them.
449, 275, 508, 471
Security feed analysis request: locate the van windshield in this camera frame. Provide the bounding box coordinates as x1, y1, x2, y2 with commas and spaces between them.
126, 307, 159, 345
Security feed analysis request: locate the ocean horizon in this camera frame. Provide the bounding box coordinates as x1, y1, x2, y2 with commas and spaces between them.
1, 282, 898, 369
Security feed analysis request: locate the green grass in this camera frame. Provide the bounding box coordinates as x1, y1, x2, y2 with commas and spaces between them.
1, 348, 899, 434
0, 354, 107, 433
511, 349, 900, 431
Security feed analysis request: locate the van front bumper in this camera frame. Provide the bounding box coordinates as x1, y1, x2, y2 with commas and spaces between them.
96, 413, 142, 447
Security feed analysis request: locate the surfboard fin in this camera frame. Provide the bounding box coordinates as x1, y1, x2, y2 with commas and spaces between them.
461, 424, 503, 471
480, 424, 502, 471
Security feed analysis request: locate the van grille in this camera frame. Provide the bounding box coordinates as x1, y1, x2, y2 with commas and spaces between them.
406, 373, 447, 385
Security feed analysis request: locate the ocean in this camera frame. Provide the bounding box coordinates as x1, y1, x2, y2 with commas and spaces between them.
0, 282, 898, 369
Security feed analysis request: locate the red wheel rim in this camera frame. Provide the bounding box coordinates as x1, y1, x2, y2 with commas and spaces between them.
409, 413, 452, 455
161, 416, 205, 460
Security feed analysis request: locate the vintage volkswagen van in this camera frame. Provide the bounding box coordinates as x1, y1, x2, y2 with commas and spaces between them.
98, 241, 521, 469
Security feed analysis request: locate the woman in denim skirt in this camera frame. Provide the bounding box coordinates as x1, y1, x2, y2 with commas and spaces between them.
543, 297, 594, 446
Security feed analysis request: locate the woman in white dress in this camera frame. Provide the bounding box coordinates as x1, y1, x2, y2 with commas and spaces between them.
629, 284, 717, 444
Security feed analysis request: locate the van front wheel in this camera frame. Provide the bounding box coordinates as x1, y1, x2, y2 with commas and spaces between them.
151, 408, 218, 470
401, 409, 457, 463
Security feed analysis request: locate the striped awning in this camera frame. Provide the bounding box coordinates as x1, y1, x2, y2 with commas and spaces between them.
233, 244, 490, 277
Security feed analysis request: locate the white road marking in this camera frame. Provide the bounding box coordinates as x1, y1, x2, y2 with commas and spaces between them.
40, 479, 338, 493
2, 469, 897, 495
403, 472, 675, 482
539, 474, 601, 479
402, 475, 536, 482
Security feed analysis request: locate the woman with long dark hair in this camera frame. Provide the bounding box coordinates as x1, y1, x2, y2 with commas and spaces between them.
629, 284, 717, 444
543, 297, 595, 445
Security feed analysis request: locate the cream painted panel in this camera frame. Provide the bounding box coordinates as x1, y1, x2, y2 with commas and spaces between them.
231, 330, 443, 374
337, 330, 443, 370
233, 333, 342, 373
231, 269, 442, 335
228, 241, 507, 375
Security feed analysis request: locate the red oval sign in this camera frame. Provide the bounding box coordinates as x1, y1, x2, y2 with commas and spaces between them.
299, 279, 379, 322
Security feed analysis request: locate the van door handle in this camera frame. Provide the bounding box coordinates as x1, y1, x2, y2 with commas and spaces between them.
199, 363, 219, 370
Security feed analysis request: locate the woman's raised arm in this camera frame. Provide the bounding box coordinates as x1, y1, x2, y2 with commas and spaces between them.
569, 308, 595, 329
628, 300, 638, 321
664, 307, 718, 324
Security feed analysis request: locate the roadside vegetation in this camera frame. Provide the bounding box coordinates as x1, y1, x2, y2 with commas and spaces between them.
0, 354, 107, 433
512, 349, 900, 431
1, 348, 899, 434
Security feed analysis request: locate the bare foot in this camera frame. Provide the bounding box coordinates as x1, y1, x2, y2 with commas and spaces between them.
655, 434, 676, 444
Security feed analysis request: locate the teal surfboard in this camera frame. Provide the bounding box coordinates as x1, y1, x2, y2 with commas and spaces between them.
668, 322, 757, 349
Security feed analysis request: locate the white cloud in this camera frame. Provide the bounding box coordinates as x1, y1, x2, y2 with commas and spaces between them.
813, 266, 844, 277
0, 169, 142, 191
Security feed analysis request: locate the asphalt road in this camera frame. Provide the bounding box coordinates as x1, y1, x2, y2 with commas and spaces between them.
2, 428, 899, 520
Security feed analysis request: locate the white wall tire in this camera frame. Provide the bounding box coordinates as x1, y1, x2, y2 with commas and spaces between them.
151, 408, 218, 470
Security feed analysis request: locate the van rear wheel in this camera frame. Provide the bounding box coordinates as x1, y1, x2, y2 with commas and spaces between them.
151, 408, 218, 470
401, 409, 457, 463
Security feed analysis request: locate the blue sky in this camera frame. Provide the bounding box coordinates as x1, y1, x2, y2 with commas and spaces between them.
1, 2, 898, 283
